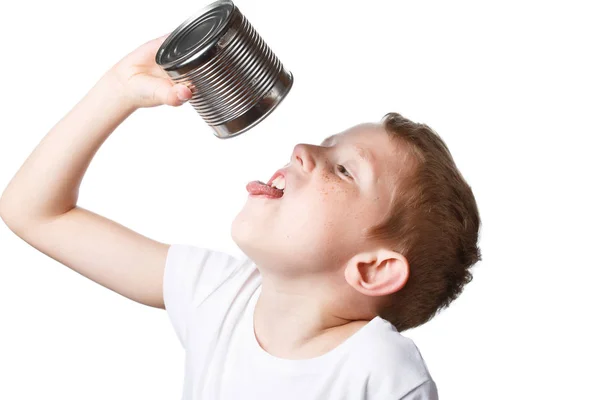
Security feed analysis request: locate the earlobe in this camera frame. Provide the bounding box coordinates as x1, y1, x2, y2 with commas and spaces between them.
344, 250, 410, 297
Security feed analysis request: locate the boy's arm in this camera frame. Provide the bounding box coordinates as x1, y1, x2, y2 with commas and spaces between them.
0, 34, 192, 309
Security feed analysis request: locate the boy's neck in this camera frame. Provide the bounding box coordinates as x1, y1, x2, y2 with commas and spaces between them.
252, 278, 371, 360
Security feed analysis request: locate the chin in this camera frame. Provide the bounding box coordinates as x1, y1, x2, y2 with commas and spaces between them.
231, 210, 250, 248
232, 214, 292, 270
231, 209, 269, 255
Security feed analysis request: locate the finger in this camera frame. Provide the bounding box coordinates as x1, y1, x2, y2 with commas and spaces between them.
154, 80, 180, 107
154, 80, 192, 107
136, 75, 176, 106
141, 33, 171, 53
173, 84, 193, 105
135, 74, 193, 107
157, 32, 172, 44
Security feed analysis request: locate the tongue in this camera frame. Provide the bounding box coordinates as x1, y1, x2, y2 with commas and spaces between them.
246, 181, 284, 198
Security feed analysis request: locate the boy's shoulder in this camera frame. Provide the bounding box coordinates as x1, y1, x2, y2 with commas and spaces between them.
348, 317, 435, 397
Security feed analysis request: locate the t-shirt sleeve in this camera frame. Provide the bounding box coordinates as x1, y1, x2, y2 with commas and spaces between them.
162, 243, 243, 348
362, 320, 438, 400
399, 379, 438, 400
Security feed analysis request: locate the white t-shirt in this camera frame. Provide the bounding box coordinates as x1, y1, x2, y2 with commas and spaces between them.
163, 244, 438, 400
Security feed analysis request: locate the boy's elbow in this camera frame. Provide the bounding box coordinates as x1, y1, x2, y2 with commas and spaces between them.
0, 197, 12, 226
0, 187, 16, 219
0, 205, 20, 235
0, 198, 29, 234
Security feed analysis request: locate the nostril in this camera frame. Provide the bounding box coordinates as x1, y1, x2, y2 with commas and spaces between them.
293, 144, 310, 170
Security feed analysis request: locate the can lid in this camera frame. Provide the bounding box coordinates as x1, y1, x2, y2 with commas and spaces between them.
156, 0, 235, 71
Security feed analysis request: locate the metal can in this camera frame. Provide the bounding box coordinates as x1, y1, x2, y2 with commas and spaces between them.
155, 0, 293, 139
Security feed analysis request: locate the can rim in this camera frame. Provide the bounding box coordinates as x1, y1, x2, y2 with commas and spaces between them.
155, 0, 235, 70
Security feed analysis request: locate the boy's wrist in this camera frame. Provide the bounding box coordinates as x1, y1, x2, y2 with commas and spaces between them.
63, 72, 138, 141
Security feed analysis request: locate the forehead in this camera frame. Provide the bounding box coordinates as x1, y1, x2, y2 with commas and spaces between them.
322, 122, 388, 142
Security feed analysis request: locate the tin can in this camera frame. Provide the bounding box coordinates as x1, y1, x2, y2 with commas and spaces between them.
155, 0, 293, 139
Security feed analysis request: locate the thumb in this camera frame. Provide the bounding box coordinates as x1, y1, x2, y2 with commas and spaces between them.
140, 76, 192, 107
171, 84, 193, 106
159, 82, 193, 107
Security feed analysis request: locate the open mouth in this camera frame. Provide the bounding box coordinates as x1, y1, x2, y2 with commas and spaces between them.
246, 174, 286, 198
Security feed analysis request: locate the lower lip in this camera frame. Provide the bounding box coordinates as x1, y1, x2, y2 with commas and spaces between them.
248, 193, 282, 199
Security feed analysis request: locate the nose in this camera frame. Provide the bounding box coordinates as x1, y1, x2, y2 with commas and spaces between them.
291, 143, 316, 173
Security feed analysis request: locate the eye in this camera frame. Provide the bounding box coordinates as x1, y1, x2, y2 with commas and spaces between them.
337, 164, 352, 179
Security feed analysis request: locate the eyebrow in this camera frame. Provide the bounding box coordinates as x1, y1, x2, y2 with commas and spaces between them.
353, 145, 374, 165
320, 135, 375, 178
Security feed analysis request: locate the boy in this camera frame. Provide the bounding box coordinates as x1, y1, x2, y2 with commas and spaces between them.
0, 34, 481, 399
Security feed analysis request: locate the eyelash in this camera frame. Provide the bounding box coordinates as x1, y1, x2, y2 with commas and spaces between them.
337, 164, 352, 179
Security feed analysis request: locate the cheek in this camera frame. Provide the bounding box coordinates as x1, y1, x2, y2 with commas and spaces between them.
318, 187, 360, 231
286, 172, 359, 232
316, 170, 354, 200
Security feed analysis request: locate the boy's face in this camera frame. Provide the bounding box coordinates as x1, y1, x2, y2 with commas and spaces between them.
232, 122, 404, 279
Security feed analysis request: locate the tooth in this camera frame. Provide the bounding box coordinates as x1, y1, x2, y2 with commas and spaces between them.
275, 178, 285, 190
271, 176, 286, 190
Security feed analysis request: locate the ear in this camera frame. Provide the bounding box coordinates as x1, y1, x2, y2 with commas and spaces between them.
344, 249, 410, 297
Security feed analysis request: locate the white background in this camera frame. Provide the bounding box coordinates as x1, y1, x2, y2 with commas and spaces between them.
1, 0, 598, 398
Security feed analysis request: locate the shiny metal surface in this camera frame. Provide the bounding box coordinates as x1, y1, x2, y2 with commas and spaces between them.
156, 0, 293, 138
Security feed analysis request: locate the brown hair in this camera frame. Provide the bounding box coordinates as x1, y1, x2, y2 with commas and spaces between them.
366, 112, 482, 332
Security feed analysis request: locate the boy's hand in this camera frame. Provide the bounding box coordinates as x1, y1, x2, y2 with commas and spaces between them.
106, 33, 194, 109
